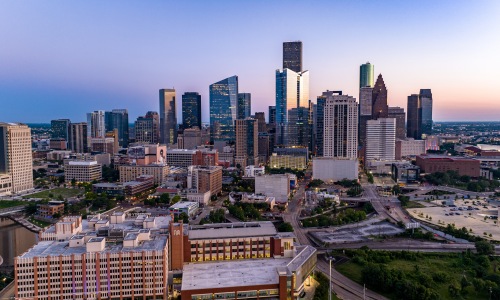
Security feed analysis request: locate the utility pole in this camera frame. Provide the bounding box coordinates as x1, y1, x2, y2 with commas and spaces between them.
329, 258, 332, 300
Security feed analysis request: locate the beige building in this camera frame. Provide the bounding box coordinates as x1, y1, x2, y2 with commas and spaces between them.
187, 165, 222, 195
0, 123, 34, 195
177, 127, 202, 150
269, 153, 306, 170
119, 163, 169, 185
64, 160, 102, 183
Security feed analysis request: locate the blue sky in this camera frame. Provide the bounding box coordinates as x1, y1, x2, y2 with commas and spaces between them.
0, 1, 499, 123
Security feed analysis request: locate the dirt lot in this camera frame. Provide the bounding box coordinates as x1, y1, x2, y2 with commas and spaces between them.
407, 198, 500, 241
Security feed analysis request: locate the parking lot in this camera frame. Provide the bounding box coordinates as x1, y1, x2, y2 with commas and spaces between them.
407, 198, 500, 241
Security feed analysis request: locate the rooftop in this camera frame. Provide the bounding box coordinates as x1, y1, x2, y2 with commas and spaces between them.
170, 201, 198, 209
67, 160, 98, 166
188, 221, 278, 240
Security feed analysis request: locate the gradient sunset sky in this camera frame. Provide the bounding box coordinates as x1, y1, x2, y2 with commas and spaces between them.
1, 1, 499, 123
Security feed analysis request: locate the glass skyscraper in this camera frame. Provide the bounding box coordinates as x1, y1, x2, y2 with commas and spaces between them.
419, 89, 433, 137
105, 109, 129, 147
237, 93, 251, 119
406, 94, 420, 139
209, 75, 238, 142
182, 92, 202, 129
283, 41, 302, 73
359, 62, 374, 88
159, 89, 177, 145
51, 119, 71, 147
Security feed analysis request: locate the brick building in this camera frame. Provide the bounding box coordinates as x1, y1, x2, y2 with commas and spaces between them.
416, 154, 480, 177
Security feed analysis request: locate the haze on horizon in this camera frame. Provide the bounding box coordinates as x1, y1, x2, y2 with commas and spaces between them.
0, 0, 499, 123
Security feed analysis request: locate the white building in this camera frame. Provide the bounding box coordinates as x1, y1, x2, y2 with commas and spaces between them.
366, 118, 396, 161
254, 174, 293, 203
64, 160, 102, 183
244, 165, 265, 177
395, 138, 426, 159
0, 123, 34, 195
312, 158, 358, 182
186, 190, 211, 206
169, 201, 199, 217
323, 94, 358, 158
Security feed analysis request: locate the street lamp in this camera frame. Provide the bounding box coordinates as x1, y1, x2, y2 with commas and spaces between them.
325, 255, 335, 300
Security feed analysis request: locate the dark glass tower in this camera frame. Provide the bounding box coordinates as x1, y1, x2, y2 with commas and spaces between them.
105, 109, 129, 147
388, 107, 406, 140
237, 93, 251, 119
209, 75, 238, 142
359, 62, 374, 88
182, 92, 202, 129
372, 74, 388, 119
51, 119, 71, 144
419, 89, 433, 137
315, 95, 325, 156
283, 41, 302, 73
406, 94, 420, 139
159, 89, 177, 145
268, 106, 276, 126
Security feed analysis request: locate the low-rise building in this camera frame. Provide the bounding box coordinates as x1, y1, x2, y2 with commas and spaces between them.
64, 160, 102, 183
255, 174, 294, 202
93, 175, 154, 198
312, 158, 358, 182
37, 200, 65, 218
269, 153, 306, 170
244, 165, 265, 177
416, 154, 481, 177
119, 163, 169, 185
168, 201, 199, 217
395, 138, 426, 159
186, 190, 211, 206
166, 149, 202, 167
391, 162, 420, 183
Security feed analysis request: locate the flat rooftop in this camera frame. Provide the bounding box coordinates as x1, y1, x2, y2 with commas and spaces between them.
170, 201, 198, 209
187, 221, 278, 240
18, 235, 168, 259
181, 257, 291, 291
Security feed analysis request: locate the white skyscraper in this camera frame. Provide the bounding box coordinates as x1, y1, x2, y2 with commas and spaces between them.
323, 94, 358, 158
0, 123, 34, 195
366, 118, 396, 161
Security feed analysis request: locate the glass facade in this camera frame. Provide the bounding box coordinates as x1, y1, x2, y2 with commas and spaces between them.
283, 41, 302, 73
359, 62, 374, 88
419, 89, 433, 138
105, 109, 129, 147
50, 119, 71, 141
182, 92, 202, 129
237, 93, 251, 119
209, 76, 238, 142
159, 89, 177, 145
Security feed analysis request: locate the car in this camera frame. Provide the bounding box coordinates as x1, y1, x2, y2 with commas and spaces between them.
445, 213, 449, 216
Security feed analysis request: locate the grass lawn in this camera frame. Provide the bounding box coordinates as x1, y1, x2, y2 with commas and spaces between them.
335, 252, 495, 300
23, 188, 83, 199
404, 200, 426, 208
28, 216, 53, 228
0, 200, 26, 209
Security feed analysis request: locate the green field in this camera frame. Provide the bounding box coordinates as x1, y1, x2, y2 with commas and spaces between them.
334, 249, 499, 300
23, 188, 83, 199
405, 200, 426, 208
0, 200, 26, 209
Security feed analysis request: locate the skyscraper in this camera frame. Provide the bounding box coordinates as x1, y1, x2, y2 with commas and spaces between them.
358, 86, 374, 149
323, 94, 358, 158
105, 109, 129, 147
315, 95, 325, 156
159, 88, 177, 145
209, 75, 238, 142
365, 118, 396, 161
372, 74, 388, 119
237, 93, 251, 119
388, 107, 406, 140
407, 94, 420, 139
69, 122, 88, 153
419, 89, 433, 137
283, 41, 302, 73
86, 110, 105, 148
235, 118, 258, 168
359, 62, 374, 88
182, 92, 202, 130
0, 123, 33, 195
275, 69, 309, 146
135, 111, 160, 144
254, 112, 266, 133
268, 106, 276, 126
51, 119, 71, 148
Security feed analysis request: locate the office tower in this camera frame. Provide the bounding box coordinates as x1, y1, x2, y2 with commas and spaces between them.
135, 111, 160, 144
315, 95, 326, 156
235, 118, 259, 168
288, 107, 311, 150
268, 106, 276, 126
0, 123, 33, 195
359, 62, 374, 88
105, 109, 129, 148
237, 93, 251, 119
358, 86, 374, 148
407, 94, 420, 139
388, 107, 406, 140
323, 94, 358, 158
177, 127, 202, 149
209, 75, 238, 142
86, 110, 105, 139
159, 88, 177, 145
275, 69, 309, 146
258, 133, 270, 163
283, 41, 302, 73
51, 119, 71, 144
182, 92, 202, 129
372, 74, 388, 119
254, 112, 266, 133
419, 89, 433, 137
366, 118, 396, 161
69, 122, 87, 153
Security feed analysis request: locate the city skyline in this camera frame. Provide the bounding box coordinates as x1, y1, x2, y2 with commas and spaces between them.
1, 1, 499, 123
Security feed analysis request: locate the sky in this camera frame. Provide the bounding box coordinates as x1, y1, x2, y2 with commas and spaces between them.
0, 1, 499, 123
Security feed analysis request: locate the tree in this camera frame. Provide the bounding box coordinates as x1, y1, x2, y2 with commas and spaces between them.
52, 212, 61, 219
398, 195, 410, 207
277, 222, 294, 232
171, 195, 181, 205
159, 193, 170, 205
475, 240, 494, 255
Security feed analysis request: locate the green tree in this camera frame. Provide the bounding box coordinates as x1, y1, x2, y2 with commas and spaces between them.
171, 195, 181, 205
398, 195, 410, 207
475, 240, 494, 255
277, 222, 294, 232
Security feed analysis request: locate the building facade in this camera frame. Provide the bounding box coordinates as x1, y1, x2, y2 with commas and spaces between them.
407, 94, 420, 139
312, 158, 359, 182
416, 155, 480, 177
237, 93, 251, 120
134, 111, 160, 144
51, 119, 71, 147
177, 127, 202, 150
282, 41, 302, 73
86, 110, 106, 141
235, 118, 258, 168
210, 76, 239, 142
359, 62, 374, 88
119, 164, 169, 185
371, 74, 388, 120
419, 89, 433, 137
323, 93, 358, 158
105, 109, 129, 148
159, 88, 177, 145
365, 118, 396, 161
388, 106, 406, 140
182, 92, 202, 130
395, 138, 426, 159
187, 165, 223, 195
64, 160, 102, 183
70, 122, 88, 153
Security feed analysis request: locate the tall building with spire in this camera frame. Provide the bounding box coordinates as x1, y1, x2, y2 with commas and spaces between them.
209, 75, 238, 142
359, 62, 374, 88
372, 74, 388, 119
283, 41, 302, 73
